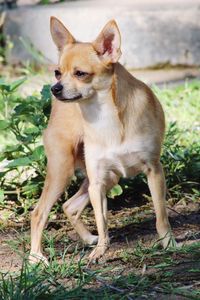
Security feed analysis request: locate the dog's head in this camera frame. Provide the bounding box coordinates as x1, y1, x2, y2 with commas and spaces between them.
50, 17, 121, 102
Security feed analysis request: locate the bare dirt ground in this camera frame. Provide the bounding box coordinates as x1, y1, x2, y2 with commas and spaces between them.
0, 196, 200, 298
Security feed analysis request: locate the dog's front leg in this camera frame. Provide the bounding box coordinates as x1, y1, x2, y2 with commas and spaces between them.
88, 182, 109, 263
29, 133, 74, 265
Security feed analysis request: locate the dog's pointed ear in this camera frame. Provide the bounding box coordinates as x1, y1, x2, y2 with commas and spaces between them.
50, 16, 75, 51
93, 20, 121, 63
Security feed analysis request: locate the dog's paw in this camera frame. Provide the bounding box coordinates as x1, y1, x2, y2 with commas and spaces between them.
161, 234, 177, 249
88, 243, 108, 264
83, 234, 98, 246
28, 252, 49, 266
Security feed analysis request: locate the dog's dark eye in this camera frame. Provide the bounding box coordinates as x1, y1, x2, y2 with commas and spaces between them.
74, 70, 88, 78
54, 69, 61, 80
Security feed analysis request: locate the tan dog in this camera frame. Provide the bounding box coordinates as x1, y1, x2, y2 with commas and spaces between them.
29, 17, 175, 264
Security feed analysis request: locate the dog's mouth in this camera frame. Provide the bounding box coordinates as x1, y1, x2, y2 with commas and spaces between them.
54, 94, 83, 102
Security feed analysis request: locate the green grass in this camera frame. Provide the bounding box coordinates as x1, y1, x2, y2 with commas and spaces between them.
154, 80, 200, 132
1, 235, 200, 299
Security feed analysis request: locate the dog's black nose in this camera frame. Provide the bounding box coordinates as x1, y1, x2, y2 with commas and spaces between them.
51, 82, 63, 96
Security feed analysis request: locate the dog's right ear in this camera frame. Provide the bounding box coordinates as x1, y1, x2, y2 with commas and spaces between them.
50, 16, 75, 51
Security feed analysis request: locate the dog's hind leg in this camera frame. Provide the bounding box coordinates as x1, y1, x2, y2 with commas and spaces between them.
146, 161, 176, 248
29, 132, 75, 265
63, 178, 98, 245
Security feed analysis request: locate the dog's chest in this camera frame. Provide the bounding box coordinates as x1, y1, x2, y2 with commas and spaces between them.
81, 97, 123, 145
82, 96, 154, 177
85, 137, 153, 179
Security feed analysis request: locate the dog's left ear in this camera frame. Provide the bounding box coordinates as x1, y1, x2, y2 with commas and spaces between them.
93, 20, 121, 63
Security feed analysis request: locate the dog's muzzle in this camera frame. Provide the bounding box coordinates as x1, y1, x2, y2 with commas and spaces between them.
51, 82, 63, 97
51, 83, 82, 101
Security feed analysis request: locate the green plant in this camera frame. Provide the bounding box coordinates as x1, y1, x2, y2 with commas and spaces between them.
162, 122, 200, 198
39, 0, 65, 5
0, 78, 27, 119
0, 80, 51, 212
0, 258, 90, 300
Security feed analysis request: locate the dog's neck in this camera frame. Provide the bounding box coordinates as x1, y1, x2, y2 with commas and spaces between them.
78, 63, 137, 145
78, 90, 123, 145
78, 71, 127, 145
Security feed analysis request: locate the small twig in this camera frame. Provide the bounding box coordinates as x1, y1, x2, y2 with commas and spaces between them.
177, 282, 200, 289
85, 270, 128, 294
96, 277, 127, 293
167, 206, 185, 216
84, 269, 136, 299
153, 285, 199, 299
141, 263, 147, 276
3, 189, 21, 201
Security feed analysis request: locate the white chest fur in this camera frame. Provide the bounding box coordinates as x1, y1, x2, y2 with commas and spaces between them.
79, 92, 123, 146
79, 93, 156, 182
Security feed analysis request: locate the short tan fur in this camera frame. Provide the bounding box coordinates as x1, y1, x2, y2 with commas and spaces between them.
29, 17, 175, 264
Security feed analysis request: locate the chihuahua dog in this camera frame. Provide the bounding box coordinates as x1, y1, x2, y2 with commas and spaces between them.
29, 17, 175, 264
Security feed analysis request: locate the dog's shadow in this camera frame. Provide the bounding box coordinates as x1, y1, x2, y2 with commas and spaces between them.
109, 209, 200, 244
60, 179, 200, 246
